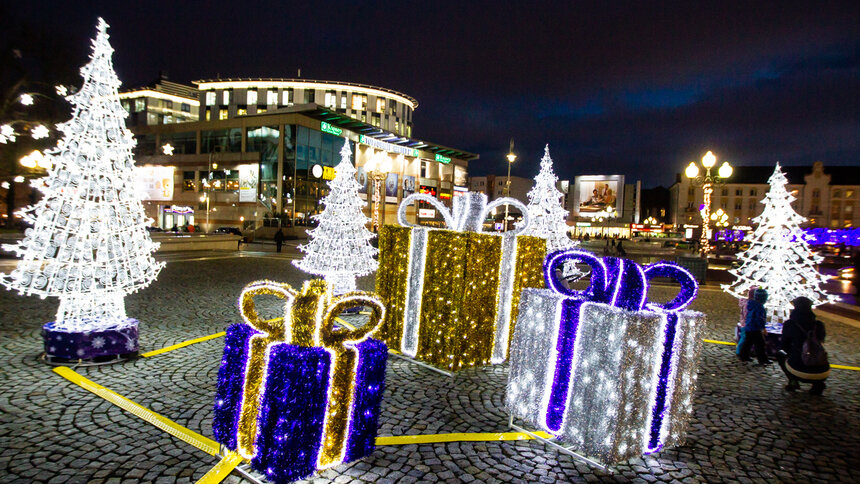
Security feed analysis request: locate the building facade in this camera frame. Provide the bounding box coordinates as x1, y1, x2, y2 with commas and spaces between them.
118, 76, 199, 127
193, 79, 416, 138
669, 162, 860, 238
130, 104, 475, 232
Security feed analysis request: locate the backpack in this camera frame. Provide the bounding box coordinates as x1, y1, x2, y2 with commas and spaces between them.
796, 320, 829, 367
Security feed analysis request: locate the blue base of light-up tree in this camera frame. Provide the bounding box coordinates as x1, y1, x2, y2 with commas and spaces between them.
43, 318, 139, 361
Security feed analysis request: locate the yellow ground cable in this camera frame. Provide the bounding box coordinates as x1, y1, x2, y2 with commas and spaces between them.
141, 332, 226, 358
53, 367, 220, 455
195, 451, 244, 484
704, 339, 859, 370
376, 431, 553, 446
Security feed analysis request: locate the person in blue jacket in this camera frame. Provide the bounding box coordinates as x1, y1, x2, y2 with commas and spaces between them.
738, 288, 771, 364
777, 297, 829, 395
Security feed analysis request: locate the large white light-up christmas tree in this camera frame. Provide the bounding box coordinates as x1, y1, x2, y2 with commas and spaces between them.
722, 163, 836, 325
1, 19, 163, 350
520, 145, 577, 252
294, 140, 378, 294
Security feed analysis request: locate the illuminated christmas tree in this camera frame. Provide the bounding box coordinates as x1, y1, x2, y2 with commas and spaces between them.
723, 163, 836, 325
1, 19, 163, 345
294, 140, 378, 294
521, 145, 576, 252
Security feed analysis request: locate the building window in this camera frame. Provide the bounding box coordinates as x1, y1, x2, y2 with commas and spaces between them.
324, 91, 337, 108
206, 92, 216, 106
376, 98, 385, 113
181, 103, 190, 113
183, 171, 196, 191
352, 94, 367, 110
267, 90, 278, 105
687, 188, 695, 197
134, 99, 145, 112
813, 189, 820, 198
846, 189, 855, 198
721, 188, 728, 196
282, 90, 291, 105
121, 100, 130, 113
390, 101, 397, 115
247, 90, 258, 105
735, 201, 742, 210
304, 89, 315, 104
257, 107, 267, 113
205, 108, 211, 121
219, 109, 229, 120
340, 93, 347, 109
735, 189, 742, 196
222, 90, 231, 105
371, 113, 381, 127
749, 188, 756, 196
833, 189, 842, 199
163, 100, 173, 109
237, 107, 248, 116
749, 199, 756, 210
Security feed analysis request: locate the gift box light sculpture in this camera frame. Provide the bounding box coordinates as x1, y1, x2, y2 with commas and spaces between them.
1, 19, 163, 361
506, 249, 704, 464
375, 192, 546, 372
213, 279, 387, 482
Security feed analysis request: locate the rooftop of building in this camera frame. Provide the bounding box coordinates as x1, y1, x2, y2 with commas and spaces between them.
192, 78, 419, 109
120, 75, 198, 100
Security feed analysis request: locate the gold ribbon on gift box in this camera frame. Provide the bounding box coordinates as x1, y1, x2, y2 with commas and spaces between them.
376, 193, 545, 371
235, 279, 385, 469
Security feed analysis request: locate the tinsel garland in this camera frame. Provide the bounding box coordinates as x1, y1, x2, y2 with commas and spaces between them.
213, 279, 388, 482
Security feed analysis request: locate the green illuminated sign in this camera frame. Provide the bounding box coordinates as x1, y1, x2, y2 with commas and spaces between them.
321, 121, 342, 136
435, 154, 452, 164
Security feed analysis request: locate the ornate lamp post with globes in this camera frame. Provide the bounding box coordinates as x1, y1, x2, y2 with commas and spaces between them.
363, 151, 392, 232
685, 150, 733, 255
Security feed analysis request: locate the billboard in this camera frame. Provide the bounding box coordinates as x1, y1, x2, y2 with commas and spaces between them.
402, 175, 416, 199
356, 166, 368, 199
239, 164, 259, 202
385, 173, 399, 203
136, 166, 174, 201
572, 175, 624, 218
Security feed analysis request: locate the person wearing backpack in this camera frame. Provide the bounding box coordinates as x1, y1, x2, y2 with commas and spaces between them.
738, 288, 771, 365
777, 296, 829, 395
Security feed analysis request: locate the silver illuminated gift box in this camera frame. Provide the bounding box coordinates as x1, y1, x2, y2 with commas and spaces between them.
506, 250, 706, 464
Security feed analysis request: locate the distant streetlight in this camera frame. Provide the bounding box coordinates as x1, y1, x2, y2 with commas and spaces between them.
685, 150, 733, 255
504, 139, 516, 232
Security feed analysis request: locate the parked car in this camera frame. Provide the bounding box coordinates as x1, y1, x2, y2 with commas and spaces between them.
215, 227, 243, 236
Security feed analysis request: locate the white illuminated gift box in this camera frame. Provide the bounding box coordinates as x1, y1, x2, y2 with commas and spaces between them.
506, 250, 706, 464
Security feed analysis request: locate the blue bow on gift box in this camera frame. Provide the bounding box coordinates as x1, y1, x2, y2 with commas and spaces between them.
540, 249, 698, 449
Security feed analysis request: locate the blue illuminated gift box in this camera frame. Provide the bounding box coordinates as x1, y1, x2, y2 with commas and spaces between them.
213, 280, 388, 483
506, 250, 705, 464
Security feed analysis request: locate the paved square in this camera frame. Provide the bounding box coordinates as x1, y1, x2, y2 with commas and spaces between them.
0, 253, 858, 483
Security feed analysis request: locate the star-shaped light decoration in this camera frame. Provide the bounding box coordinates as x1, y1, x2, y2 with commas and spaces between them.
55, 85, 68, 96
162, 143, 175, 156
31, 125, 50, 140
0, 124, 15, 144
20, 94, 34, 106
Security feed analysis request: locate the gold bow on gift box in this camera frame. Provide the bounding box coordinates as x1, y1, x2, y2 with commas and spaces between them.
235, 279, 385, 469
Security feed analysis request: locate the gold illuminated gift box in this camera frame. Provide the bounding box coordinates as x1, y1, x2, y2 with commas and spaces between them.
375, 192, 545, 372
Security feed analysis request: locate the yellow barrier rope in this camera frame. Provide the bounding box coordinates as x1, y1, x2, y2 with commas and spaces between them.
141, 332, 226, 358
195, 451, 243, 484
376, 431, 553, 446
53, 367, 220, 455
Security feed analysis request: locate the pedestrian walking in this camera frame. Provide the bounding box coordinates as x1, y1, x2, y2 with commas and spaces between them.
777, 297, 829, 394
738, 288, 771, 365
735, 286, 757, 356
274, 228, 285, 253
616, 239, 626, 257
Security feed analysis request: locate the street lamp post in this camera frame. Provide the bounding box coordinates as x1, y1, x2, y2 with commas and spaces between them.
504, 139, 517, 232
685, 150, 733, 256
363, 152, 392, 232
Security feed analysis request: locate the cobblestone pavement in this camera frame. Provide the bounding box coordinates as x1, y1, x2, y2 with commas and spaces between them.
0, 253, 858, 484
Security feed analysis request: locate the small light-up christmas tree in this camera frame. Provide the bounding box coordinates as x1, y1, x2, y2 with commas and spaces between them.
294, 140, 378, 294
1, 19, 163, 360
520, 145, 576, 252
723, 163, 836, 326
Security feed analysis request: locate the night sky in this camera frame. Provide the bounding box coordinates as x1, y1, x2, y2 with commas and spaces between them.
7, 1, 859, 187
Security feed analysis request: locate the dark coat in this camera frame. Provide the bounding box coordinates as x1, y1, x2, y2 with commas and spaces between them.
781, 307, 828, 375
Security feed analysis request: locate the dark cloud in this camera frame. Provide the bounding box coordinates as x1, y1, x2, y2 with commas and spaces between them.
10, 0, 860, 186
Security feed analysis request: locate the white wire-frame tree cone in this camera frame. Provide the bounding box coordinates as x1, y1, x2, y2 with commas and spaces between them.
294, 140, 378, 294
520, 144, 577, 252
1, 19, 164, 332
722, 163, 837, 326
